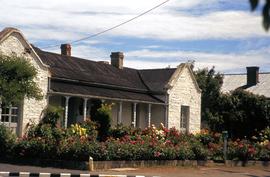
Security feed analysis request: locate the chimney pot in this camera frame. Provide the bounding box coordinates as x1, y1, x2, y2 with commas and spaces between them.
246, 66, 259, 86
61, 44, 71, 56
110, 52, 124, 69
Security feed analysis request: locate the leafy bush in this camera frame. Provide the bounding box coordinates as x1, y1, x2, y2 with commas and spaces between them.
15, 123, 64, 159
192, 141, 209, 160
109, 124, 134, 139
228, 139, 256, 161
13, 138, 57, 159
41, 106, 63, 127
92, 103, 113, 141
176, 144, 195, 160
80, 119, 98, 140
257, 147, 270, 161
0, 124, 16, 157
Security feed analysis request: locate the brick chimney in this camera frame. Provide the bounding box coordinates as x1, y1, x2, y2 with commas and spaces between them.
246, 66, 259, 86
61, 44, 71, 56
110, 52, 124, 69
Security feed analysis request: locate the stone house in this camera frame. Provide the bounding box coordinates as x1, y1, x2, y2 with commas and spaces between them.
0, 27, 201, 136
222, 66, 270, 98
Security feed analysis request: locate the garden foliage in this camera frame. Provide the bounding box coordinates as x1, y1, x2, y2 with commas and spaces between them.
0, 124, 16, 156
0, 54, 42, 104
92, 103, 113, 141
195, 67, 270, 138
1, 122, 269, 161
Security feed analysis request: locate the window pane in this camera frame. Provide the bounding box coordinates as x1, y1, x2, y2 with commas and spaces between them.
1, 116, 9, 122
2, 107, 9, 114
11, 116, 18, 123
11, 108, 18, 115
180, 106, 189, 129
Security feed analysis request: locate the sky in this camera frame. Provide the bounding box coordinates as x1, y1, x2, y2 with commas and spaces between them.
0, 0, 269, 73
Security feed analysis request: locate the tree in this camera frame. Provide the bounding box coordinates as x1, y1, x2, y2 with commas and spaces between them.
249, 0, 270, 31
219, 90, 270, 138
194, 67, 224, 128
194, 67, 270, 138
0, 54, 42, 105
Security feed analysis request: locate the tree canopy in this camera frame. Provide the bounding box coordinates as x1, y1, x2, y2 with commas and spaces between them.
249, 0, 270, 31
195, 67, 270, 138
0, 54, 42, 105
194, 67, 223, 128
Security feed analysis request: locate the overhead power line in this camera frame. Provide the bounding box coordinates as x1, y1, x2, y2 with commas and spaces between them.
41, 0, 170, 49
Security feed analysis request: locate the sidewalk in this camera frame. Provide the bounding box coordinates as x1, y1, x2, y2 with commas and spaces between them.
0, 162, 269, 177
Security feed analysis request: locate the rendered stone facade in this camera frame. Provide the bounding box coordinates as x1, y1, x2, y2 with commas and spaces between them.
0, 31, 49, 136
167, 66, 201, 133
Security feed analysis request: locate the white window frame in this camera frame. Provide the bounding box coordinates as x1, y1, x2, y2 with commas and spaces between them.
0, 105, 19, 133
180, 105, 190, 133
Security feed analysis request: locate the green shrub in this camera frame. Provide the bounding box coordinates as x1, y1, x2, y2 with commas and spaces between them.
93, 103, 112, 141
109, 124, 134, 139
257, 148, 270, 161
176, 144, 195, 160
20, 123, 65, 159
192, 141, 209, 160
227, 140, 256, 161
0, 124, 16, 157
13, 137, 57, 159
81, 119, 98, 140
42, 106, 63, 127
58, 137, 90, 161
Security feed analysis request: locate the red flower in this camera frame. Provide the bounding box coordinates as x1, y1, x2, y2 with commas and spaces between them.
248, 147, 256, 154
130, 140, 136, 145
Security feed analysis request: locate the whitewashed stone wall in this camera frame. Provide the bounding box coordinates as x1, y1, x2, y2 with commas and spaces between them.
0, 32, 49, 136
167, 67, 201, 133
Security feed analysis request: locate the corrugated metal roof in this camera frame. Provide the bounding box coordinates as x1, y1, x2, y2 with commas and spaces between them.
222, 73, 270, 97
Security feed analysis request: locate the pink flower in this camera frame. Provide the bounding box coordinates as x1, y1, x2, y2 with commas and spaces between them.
154, 151, 161, 157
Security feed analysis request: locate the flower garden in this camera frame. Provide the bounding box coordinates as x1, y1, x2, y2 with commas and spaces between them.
0, 120, 269, 162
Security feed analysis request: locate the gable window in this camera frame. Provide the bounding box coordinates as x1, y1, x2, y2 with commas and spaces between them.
180, 105, 190, 133
0, 105, 19, 133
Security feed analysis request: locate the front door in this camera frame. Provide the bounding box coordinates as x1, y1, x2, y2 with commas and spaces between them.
0, 105, 19, 134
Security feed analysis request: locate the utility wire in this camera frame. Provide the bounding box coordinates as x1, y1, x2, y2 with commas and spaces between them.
41, 0, 170, 49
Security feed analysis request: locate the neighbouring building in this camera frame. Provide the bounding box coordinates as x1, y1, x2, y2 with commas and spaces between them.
0, 27, 201, 136
222, 66, 270, 98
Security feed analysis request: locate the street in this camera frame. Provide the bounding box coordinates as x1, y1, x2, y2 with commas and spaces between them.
0, 163, 269, 177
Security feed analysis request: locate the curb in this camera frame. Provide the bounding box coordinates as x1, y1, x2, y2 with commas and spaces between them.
0, 172, 159, 177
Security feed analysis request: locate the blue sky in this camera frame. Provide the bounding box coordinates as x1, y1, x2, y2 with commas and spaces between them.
0, 0, 269, 73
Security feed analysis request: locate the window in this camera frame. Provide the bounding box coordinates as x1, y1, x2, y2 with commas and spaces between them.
180, 105, 190, 132
0, 105, 19, 133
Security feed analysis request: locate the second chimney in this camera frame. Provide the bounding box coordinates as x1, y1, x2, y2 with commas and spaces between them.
61, 44, 71, 56
246, 66, 259, 86
110, 52, 124, 69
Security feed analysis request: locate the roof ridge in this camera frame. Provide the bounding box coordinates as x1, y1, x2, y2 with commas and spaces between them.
139, 68, 176, 71
34, 46, 139, 71
224, 72, 270, 76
